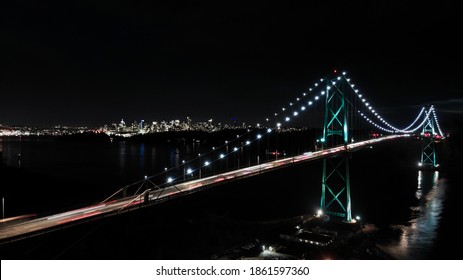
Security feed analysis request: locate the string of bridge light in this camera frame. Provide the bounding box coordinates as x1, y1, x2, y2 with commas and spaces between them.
340, 72, 432, 133
430, 106, 445, 137
358, 107, 433, 134
358, 106, 429, 133
269, 76, 328, 125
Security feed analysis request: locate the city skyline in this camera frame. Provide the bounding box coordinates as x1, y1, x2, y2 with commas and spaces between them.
2, 2, 463, 126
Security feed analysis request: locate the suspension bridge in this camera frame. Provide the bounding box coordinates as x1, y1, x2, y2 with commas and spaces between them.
0, 70, 446, 243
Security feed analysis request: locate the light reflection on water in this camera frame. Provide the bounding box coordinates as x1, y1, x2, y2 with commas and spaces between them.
382, 171, 445, 259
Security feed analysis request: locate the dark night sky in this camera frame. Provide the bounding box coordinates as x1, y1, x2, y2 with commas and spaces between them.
1, 1, 462, 127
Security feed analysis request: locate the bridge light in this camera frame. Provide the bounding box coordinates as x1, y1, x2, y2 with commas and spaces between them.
303, 92, 306, 96
267, 128, 272, 133
293, 111, 298, 116
351, 84, 355, 87
167, 177, 173, 183
285, 117, 290, 121
315, 96, 319, 100
220, 154, 225, 158
342, 71, 346, 75
418, 162, 423, 167
274, 113, 278, 116
233, 147, 238, 152
316, 209, 323, 217
320, 138, 325, 142
309, 88, 312, 91
366, 103, 369, 106
277, 123, 281, 127
282, 107, 286, 111
204, 161, 210, 166
246, 140, 250, 145
308, 101, 313, 105
266, 118, 269, 121
347, 78, 350, 82
332, 81, 336, 85
187, 168, 192, 174
144, 175, 148, 179
257, 134, 262, 139
355, 89, 359, 93
321, 90, 326, 95
337, 76, 341, 80
315, 83, 318, 87
362, 99, 366, 102
358, 94, 362, 97
290, 103, 293, 106
296, 97, 300, 101
301, 106, 306, 111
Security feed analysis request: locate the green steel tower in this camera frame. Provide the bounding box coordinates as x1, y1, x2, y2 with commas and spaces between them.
420, 109, 437, 167
320, 75, 352, 222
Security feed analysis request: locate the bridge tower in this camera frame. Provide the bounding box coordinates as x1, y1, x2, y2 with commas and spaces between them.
419, 108, 438, 168
320, 73, 352, 222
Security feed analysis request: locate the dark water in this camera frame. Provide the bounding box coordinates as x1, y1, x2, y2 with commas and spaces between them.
1, 135, 461, 259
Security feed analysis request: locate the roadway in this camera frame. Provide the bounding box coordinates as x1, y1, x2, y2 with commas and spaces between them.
0, 135, 408, 243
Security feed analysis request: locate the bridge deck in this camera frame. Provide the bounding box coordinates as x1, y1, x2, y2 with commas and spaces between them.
0, 135, 407, 243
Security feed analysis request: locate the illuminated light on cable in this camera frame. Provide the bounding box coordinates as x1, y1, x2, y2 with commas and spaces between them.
289, 103, 293, 106
309, 88, 312, 91
347, 78, 350, 82
358, 94, 362, 98
320, 78, 324, 82
233, 147, 238, 152
277, 123, 281, 127
362, 99, 366, 102
342, 72, 346, 75
332, 81, 336, 85
327, 86, 331, 90
257, 134, 262, 139
321, 91, 325, 95
355, 89, 359, 93
167, 177, 173, 183
303, 92, 306, 96
315, 96, 319, 100
365, 103, 369, 106
315, 83, 318, 87
267, 128, 272, 133
372, 110, 375, 113
337, 76, 341, 80
308, 101, 313, 105
296, 97, 300, 101
246, 140, 250, 145
220, 154, 225, 158
368, 106, 372, 110
285, 117, 290, 121
282, 107, 286, 111
301, 106, 306, 111
351, 84, 355, 87
274, 113, 278, 116
293, 111, 298, 116
204, 161, 210, 166
266, 118, 269, 121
